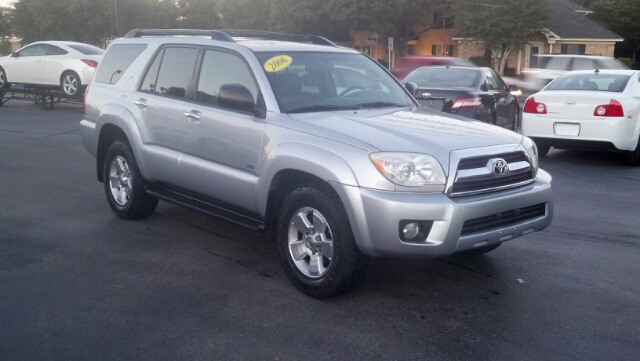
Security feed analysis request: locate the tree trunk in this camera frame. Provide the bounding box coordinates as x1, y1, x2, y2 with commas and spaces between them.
499, 46, 511, 76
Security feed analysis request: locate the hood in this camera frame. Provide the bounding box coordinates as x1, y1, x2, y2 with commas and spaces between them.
288, 107, 522, 163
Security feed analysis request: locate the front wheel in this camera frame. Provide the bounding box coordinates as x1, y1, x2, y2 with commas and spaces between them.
536, 142, 551, 157
102, 141, 158, 220
61, 71, 81, 96
276, 185, 369, 298
0, 66, 8, 89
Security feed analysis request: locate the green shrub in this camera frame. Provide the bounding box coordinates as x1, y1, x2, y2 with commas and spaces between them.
468, 55, 489, 67
617, 57, 632, 68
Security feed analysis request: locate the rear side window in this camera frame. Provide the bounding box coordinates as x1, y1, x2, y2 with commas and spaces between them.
95, 44, 147, 84
140, 46, 198, 98
67, 44, 104, 56
546, 74, 630, 92
47, 46, 68, 56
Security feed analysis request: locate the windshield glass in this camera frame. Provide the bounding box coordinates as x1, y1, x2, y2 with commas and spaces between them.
546, 73, 630, 92
404, 68, 480, 88
255, 51, 413, 113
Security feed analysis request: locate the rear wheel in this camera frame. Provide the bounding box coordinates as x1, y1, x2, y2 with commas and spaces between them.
102, 141, 158, 219
61, 71, 81, 96
626, 136, 640, 166
277, 185, 369, 298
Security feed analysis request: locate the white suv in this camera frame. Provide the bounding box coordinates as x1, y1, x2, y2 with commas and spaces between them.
523, 54, 627, 91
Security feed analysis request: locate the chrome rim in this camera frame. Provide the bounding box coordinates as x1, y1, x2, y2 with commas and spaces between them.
287, 207, 334, 278
62, 74, 78, 95
108, 155, 132, 206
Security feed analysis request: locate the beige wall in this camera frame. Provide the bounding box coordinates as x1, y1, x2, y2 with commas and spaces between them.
414, 28, 460, 56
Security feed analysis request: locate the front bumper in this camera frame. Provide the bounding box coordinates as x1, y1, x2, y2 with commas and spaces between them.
332, 169, 553, 258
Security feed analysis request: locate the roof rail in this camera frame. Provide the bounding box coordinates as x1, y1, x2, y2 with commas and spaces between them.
124, 29, 235, 42
123, 28, 336, 47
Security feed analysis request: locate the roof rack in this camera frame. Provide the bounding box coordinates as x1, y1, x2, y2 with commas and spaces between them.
123, 29, 336, 47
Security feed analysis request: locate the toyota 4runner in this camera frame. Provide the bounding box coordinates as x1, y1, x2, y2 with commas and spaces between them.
80, 29, 553, 298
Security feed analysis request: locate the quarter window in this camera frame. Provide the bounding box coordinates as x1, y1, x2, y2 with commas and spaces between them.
95, 44, 147, 84
46, 46, 68, 56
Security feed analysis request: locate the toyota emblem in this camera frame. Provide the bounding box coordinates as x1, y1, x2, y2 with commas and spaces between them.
492, 159, 508, 176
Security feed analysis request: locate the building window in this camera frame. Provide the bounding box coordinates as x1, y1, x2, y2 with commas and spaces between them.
433, 6, 454, 29
431, 45, 442, 56
445, 45, 454, 56
561, 44, 586, 54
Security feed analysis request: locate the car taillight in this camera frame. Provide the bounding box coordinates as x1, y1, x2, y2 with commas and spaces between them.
451, 98, 482, 109
594, 99, 624, 117
84, 83, 90, 115
81, 59, 99, 68
523, 97, 547, 114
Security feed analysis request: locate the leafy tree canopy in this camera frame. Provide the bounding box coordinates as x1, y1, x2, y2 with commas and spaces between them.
459, 0, 550, 74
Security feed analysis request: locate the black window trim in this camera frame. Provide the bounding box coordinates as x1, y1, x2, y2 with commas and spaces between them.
136, 44, 200, 100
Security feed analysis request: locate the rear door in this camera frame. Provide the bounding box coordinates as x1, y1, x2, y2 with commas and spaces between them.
132, 45, 199, 187
180, 47, 266, 213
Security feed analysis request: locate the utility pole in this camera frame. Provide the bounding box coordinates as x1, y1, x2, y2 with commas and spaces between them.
115, 0, 125, 37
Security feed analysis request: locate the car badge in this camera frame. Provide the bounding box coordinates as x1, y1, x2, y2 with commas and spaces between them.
491, 159, 509, 176
566, 101, 576, 105
421, 92, 432, 98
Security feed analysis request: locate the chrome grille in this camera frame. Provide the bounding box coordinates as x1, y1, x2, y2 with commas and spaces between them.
451, 151, 534, 197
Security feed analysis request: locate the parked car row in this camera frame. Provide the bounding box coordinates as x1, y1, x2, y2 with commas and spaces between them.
0, 41, 104, 97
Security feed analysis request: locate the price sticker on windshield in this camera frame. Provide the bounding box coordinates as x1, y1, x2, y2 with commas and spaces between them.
264, 55, 292, 72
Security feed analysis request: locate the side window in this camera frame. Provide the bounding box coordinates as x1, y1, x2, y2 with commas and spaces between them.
141, 46, 198, 98
196, 49, 259, 107
572, 58, 596, 70
485, 72, 499, 91
18, 44, 49, 57
46, 46, 68, 56
545, 57, 572, 70
490, 70, 506, 90
95, 44, 147, 84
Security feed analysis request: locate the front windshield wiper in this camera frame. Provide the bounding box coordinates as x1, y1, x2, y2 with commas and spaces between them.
355, 101, 408, 109
287, 105, 361, 113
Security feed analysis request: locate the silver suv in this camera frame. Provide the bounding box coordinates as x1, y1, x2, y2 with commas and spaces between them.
80, 29, 553, 298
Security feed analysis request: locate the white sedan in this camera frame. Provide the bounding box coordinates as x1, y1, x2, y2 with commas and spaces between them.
0, 41, 104, 97
522, 69, 640, 165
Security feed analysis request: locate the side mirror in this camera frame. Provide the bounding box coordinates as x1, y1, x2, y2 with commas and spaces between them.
404, 82, 419, 97
508, 84, 518, 92
217, 83, 263, 117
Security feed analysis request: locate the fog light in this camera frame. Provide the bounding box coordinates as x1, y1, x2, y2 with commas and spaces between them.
403, 222, 420, 239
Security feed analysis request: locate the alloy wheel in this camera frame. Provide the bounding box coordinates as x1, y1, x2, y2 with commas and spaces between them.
108, 155, 132, 206
62, 74, 78, 95
287, 207, 334, 278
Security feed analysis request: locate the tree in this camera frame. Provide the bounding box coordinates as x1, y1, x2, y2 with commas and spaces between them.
176, 0, 220, 29
0, 7, 11, 55
326, 0, 446, 56
582, 0, 640, 60
459, 0, 550, 75
217, 0, 270, 30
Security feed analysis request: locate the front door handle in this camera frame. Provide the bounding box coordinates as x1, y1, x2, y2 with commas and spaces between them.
184, 111, 201, 121
134, 99, 147, 108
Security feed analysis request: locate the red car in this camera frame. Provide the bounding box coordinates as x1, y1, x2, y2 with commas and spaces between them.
391, 56, 475, 81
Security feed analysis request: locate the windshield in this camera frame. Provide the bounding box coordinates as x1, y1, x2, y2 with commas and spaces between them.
546, 73, 630, 92
255, 51, 413, 113
404, 68, 480, 88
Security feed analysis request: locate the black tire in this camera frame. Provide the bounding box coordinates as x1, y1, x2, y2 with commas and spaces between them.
626, 136, 640, 166
536, 142, 551, 157
61, 71, 81, 96
457, 243, 501, 256
102, 141, 158, 220
0, 66, 8, 89
511, 110, 519, 132
276, 185, 369, 298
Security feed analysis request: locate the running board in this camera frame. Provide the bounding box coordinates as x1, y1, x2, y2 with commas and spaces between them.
146, 187, 265, 232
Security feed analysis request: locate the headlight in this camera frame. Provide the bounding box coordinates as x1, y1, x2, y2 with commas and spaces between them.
521, 136, 539, 174
370, 153, 446, 187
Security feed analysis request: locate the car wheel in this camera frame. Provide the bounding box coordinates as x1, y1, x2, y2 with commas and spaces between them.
536, 142, 550, 157
61, 71, 81, 96
0, 67, 8, 89
626, 136, 640, 166
103, 141, 158, 220
277, 185, 369, 298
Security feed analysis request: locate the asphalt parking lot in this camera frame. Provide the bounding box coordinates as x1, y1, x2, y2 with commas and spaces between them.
1, 100, 639, 360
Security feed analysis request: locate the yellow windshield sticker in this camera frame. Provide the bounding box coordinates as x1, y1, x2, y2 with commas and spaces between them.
264, 55, 292, 72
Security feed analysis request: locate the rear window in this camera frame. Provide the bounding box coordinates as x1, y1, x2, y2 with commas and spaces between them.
404, 68, 480, 88
546, 74, 630, 92
68, 44, 105, 56
95, 44, 147, 84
